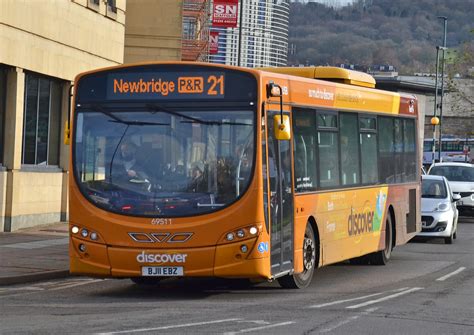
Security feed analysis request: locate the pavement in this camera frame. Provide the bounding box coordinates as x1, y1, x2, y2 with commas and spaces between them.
0, 222, 70, 286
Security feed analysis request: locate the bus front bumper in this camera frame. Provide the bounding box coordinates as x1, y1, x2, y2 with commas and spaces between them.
69, 236, 270, 279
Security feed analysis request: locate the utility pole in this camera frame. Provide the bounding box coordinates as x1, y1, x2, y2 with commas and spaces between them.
237, 0, 245, 67
437, 16, 447, 162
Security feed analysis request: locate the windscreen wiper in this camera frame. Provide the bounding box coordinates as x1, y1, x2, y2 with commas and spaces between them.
146, 103, 251, 126
79, 104, 169, 126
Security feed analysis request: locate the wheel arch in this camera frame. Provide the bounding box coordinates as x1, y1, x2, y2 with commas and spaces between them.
388, 205, 396, 248
306, 215, 320, 268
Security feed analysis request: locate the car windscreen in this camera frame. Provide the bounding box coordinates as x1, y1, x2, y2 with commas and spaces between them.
429, 166, 474, 182
73, 106, 255, 217
421, 179, 447, 199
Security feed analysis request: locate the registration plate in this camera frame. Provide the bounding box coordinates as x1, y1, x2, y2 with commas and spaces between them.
142, 266, 184, 276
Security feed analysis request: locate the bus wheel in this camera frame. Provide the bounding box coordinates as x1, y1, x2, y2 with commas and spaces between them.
369, 214, 393, 265
130, 277, 161, 286
278, 224, 317, 289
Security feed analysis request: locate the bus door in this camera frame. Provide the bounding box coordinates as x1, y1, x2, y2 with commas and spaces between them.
267, 111, 294, 275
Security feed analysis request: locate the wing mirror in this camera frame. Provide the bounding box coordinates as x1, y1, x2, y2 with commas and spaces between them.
267, 82, 291, 140
452, 193, 461, 202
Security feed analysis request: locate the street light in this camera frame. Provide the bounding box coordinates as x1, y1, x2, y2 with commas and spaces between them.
437, 16, 447, 162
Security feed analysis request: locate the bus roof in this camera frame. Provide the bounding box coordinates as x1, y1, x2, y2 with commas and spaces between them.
258, 66, 376, 88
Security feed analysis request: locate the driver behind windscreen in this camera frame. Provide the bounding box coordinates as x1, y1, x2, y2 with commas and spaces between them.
113, 140, 150, 185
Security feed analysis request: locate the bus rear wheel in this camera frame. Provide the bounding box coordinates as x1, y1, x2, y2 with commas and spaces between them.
278, 224, 317, 289
369, 213, 393, 265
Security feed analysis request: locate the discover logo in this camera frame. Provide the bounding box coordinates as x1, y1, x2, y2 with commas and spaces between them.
136, 251, 188, 263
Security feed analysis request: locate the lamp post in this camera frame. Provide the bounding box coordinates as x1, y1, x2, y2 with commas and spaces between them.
437, 16, 447, 162
431, 46, 441, 164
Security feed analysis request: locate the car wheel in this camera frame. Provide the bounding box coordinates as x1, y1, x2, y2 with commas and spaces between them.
444, 230, 454, 244
278, 223, 317, 289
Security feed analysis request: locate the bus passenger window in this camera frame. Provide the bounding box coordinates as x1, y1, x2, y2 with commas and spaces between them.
340, 113, 360, 186
318, 131, 339, 188
292, 108, 317, 192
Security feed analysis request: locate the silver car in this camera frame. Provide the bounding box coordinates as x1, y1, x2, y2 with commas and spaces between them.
419, 175, 461, 244
428, 162, 474, 216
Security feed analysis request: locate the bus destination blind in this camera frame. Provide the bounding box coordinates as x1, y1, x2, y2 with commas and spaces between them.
107, 72, 225, 100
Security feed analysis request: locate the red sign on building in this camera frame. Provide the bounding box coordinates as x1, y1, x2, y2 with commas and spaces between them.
212, 0, 239, 28
210, 32, 219, 54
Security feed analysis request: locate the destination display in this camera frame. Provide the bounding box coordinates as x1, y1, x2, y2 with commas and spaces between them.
75, 65, 257, 103
107, 72, 225, 100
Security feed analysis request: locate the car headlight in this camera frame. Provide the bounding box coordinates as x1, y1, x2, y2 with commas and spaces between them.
436, 202, 450, 212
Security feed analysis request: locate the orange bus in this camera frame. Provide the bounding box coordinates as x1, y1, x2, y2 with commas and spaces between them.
69, 62, 421, 288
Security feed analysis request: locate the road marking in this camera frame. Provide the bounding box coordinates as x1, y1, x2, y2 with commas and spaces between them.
436, 267, 466, 281
0, 238, 68, 249
320, 307, 378, 333
346, 287, 423, 309
224, 321, 295, 335
96, 319, 241, 335
48, 279, 105, 291
309, 287, 409, 308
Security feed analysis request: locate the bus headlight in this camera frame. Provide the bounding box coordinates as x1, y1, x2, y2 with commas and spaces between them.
90, 232, 98, 241
237, 230, 245, 238
226, 233, 235, 241
249, 227, 258, 235
240, 245, 248, 253
71, 226, 79, 234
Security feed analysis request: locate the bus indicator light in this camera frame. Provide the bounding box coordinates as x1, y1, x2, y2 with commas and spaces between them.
240, 245, 248, 253
81, 229, 89, 238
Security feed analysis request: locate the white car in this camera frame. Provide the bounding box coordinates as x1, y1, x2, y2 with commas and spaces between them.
419, 175, 461, 244
428, 162, 474, 216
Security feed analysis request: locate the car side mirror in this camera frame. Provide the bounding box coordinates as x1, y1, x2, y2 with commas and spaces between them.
452, 193, 461, 202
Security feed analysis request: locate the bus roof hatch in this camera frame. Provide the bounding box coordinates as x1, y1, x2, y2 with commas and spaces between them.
259, 66, 376, 88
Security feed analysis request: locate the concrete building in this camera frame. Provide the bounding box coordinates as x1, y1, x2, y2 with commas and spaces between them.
209, 0, 290, 67
124, 0, 184, 63
0, 0, 126, 232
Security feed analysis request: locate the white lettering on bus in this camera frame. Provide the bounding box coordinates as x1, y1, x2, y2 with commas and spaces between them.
136, 252, 188, 263
308, 88, 334, 100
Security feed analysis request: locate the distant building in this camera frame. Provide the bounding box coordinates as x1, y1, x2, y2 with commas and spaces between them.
0, 0, 126, 232
209, 0, 290, 68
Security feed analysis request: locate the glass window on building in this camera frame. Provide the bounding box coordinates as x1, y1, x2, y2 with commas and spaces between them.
22, 73, 62, 166
0, 66, 6, 165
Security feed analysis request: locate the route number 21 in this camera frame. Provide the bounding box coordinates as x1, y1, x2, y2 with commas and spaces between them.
207, 75, 224, 96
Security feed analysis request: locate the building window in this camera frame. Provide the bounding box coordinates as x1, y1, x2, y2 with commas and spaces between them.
87, 0, 100, 11
107, 0, 117, 14
22, 73, 62, 166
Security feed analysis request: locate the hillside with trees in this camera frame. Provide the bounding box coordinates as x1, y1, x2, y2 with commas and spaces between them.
288, 0, 473, 75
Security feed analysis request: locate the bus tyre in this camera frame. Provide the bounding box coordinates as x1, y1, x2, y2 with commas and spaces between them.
369, 214, 393, 265
130, 277, 161, 286
278, 224, 316, 289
